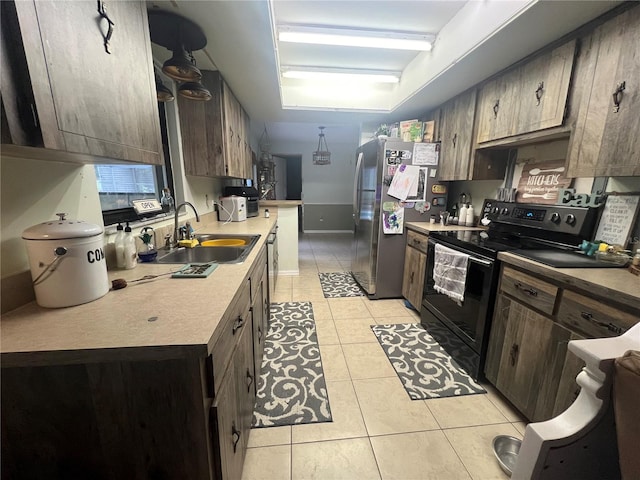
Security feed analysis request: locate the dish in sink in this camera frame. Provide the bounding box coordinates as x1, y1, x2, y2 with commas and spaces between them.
156, 234, 259, 264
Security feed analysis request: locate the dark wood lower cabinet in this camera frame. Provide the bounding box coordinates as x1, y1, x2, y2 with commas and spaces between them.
485, 263, 639, 423
1, 357, 212, 479
213, 305, 256, 480
1, 249, 270, 479
486, 294, 571, 421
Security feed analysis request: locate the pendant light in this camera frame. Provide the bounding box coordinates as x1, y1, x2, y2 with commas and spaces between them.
162, 44, 202, 82
155, 74, 174, 102
148, 11, 210, 100
178, 80, 212, 101
312, 126, 331, 165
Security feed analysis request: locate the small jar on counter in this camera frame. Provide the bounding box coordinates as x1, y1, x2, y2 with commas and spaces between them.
264, 209, 270, 218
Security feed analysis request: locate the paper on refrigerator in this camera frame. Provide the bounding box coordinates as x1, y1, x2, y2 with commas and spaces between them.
382, 201, 404, 234
387, 164, 420, 201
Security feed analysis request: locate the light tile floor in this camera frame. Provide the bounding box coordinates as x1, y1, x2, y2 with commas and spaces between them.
243, 233, 526, 480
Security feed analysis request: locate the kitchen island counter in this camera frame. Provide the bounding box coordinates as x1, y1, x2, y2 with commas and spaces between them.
0, 213, 277, 367
259, 200, 302, 207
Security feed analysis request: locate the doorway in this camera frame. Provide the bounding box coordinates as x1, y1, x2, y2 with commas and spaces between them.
273, 154, 303, 231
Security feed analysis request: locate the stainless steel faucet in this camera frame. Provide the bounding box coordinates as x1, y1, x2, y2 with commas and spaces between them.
173, 202, 200, 247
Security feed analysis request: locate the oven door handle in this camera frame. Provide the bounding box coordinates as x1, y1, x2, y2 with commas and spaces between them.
469, 256, 492, 267
428, 238, 492, 266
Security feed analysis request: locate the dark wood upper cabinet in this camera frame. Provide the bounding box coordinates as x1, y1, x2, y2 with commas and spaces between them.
178, 70, 252, 179
1, 0, 163, 165
566, 5, 640, 177
438, 89, 477, 181
476, 40, 576, 145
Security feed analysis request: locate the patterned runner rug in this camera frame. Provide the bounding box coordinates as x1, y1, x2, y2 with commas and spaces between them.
319, 272, 365, 298
371, 323, 486, 400
252, 301, 333, 428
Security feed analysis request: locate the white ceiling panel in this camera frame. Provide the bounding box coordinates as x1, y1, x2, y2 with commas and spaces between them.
146, 0, 624, 145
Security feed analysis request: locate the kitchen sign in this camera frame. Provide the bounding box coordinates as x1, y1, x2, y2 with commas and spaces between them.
516, 159, 573, 204
594, 194, 640, 247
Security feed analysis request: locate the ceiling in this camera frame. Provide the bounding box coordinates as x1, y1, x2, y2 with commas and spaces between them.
148, 0, 621, 145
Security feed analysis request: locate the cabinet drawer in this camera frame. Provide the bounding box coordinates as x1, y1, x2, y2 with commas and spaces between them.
500, 267, 558, 315
557, 290, 638, 338
211, 280, 251, 394
407, 230, 429, 254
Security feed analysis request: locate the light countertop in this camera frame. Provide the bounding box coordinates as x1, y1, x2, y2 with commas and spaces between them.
0, 214, 278, 367
405, 222, 486, 235
498, 252, 640, 311
259, 200, 302, 207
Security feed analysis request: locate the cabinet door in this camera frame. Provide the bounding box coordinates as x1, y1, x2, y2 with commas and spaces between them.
402, 245, 426, 311
566, 6, 640, 177
439, 89, 477, 181
251, 268, 266, 385
11, 1, 162, 164
552, 331, 586, 417
179, 71, 226, 177
222, 81, 243, 178
493, 294, 571, 421
515, 40, 576, 135
213, 367, 243, 480
233, 313, 256, 444
476, 70, 519, 143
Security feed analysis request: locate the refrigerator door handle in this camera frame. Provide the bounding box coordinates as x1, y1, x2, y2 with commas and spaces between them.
353, 152, 363, 224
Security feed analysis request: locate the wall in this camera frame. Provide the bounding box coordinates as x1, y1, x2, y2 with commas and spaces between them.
0, 157, 103, 277
270, 135, 359, 231
448, 139, 594, 222
0, 152, 222, 313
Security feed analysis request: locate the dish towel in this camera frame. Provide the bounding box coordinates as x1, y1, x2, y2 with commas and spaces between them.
433, 243, 469, 303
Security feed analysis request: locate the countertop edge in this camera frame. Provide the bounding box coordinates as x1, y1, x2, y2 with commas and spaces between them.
1, 215, 279, 367
259, 200, 303, 207
498, 252, 640, 312
405, 222, 486, 235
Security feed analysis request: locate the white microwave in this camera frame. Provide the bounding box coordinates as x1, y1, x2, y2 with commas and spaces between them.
219, 196, 247, 222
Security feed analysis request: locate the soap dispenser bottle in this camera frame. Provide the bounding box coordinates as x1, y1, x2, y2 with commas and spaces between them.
123, 223, 137, 269
465, 204, 475, 226
459, 204, 468, 227
114, 223, 126, 269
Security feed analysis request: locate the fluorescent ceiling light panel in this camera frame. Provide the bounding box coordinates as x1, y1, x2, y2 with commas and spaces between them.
278, 25, 434, 51
282, 67, 400, 84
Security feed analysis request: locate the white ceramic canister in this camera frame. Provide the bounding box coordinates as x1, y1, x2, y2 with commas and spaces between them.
22, 213, 110, 308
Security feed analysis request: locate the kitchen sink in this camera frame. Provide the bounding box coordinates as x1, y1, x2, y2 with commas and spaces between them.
155, 234, 260, 264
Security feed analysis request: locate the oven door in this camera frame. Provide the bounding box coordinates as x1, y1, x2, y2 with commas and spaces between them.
422, 238, 496, 355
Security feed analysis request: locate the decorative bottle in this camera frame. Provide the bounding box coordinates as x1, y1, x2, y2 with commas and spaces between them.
465, 204, 475, 226
123, 223, 137, 269
114, 223, 126, 269
459, 204, 468, 227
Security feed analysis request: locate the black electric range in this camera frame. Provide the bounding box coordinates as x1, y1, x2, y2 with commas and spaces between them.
431, 200, 615, 268
421, 200, 607, 381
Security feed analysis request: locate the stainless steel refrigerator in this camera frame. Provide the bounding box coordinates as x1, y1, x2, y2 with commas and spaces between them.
351, 138, 446, 299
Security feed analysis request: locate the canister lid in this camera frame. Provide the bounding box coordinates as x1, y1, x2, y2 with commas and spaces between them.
22, 213, 104, 240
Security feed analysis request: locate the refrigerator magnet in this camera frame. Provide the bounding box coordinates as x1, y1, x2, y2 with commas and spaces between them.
382, 202, 404, 234
414, 201, 431, 213
431, 184, 447, 194
432, 197, 446, 206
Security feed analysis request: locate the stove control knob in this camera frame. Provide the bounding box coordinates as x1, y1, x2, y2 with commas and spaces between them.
566, 214, 576, 226
492, 207, 500, 214
550, 212, 561, 224
501, 207, 509, 215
